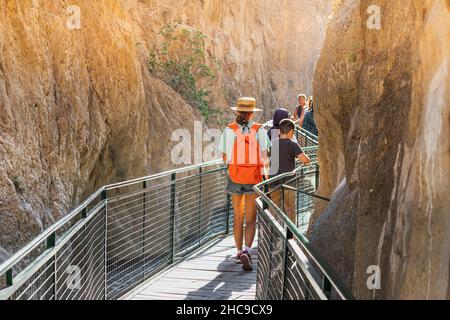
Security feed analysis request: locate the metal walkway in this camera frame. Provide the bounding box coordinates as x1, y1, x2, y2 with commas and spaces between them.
0, 126, 353, 300
122, 235, 257, 300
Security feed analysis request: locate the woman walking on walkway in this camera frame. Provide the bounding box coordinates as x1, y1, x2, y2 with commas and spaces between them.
219, 97, 270, 271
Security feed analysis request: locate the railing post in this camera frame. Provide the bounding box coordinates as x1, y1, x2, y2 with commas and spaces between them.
296, 172, 300, 228
281, 228, 294, 300
322, 275, 332, 299
6, 269, 13, 287
263, 184, 269, 211
47, 232, 56, 248
47, 232, 56, 300
198, 167, 202, 245
225, 193, 231, 234
81, 207, 87, 219
142, 180, 147, 276
81, 206, 88, 298
315, 164, 320, 191
101, 189, 107, 300
170, 172, 176, 264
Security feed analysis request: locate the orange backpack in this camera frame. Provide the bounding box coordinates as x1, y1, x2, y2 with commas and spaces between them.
227, 122, 264, 185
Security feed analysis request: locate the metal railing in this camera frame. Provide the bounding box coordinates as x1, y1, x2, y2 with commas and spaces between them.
253, 165, 353, 300
255, 122, 351, 300
0, 120, 351, 301
0, 160, 232, 300
295, 125, 319, 149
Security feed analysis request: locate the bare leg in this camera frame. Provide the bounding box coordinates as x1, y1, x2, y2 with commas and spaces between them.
244, 193, 258, 248
232, 194, 245, 251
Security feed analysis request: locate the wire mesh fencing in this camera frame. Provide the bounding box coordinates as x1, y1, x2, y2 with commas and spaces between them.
1, 124, 336, 301
254, 164, 353, 300
105, 162, 232, 299
0, 192, 107, 300
0, 160, 232, 300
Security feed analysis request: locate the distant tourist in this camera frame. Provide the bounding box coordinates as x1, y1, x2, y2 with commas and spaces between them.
269, 119, 310, 224
218, 97, 270, 272
293, 94, 307, 127
302, 96, 318, 136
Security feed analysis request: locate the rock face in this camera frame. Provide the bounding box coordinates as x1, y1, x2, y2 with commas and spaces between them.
0, 1, 330, 261
127, 0, 333, 120
310, 0, 450, 299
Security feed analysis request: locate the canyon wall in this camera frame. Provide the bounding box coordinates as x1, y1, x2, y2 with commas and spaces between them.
310, 0, 450, 299
0, 0, 331, 262
127, 0, 333, 120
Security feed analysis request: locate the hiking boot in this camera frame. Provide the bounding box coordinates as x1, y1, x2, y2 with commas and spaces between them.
235, 252, 242, 264
240, 250, 253, 271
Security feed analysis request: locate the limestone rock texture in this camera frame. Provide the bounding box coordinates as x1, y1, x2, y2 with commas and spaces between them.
126, 0, 333, 120
0, 0, 331, 262
309, 0, 450, 299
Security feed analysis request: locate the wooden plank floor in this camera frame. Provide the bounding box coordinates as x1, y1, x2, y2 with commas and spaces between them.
123, 235, 258, 300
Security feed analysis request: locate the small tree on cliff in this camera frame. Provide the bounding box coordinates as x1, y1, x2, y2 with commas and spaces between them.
148, 19, 221, 121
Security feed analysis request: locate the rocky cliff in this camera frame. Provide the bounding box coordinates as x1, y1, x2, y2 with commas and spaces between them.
0, 0, 331, 262
310, 0, 450, 299
127, 0, 333, 120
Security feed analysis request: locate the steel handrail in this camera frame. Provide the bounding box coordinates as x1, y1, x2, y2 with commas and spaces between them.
0, 187, 105, 277
105, 159, 223, 190
253, 166, 354, 300
2, 121, 334, 300
1, 119, 309, 276
0, 199, 107, 300
0, 159, 226, 280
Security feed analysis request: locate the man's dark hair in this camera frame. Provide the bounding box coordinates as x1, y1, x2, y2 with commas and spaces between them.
279, 119, 295, 134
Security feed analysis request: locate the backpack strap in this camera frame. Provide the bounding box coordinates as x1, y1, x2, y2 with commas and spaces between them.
228, 122, 262, 134
251, 123, 262, 132
228, 122, 239, 131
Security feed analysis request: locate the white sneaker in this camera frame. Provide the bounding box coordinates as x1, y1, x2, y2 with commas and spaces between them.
235, 252, 243, 264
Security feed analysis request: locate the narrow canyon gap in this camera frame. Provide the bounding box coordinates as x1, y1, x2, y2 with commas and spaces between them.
0, 0, 449, 300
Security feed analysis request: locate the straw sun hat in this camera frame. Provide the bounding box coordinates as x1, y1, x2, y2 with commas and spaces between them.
231, 97, 262, 112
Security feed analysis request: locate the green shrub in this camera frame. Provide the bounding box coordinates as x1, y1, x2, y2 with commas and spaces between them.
148, 19, 221, 121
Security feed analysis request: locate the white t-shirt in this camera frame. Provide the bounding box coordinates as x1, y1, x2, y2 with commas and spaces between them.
218, 121, 271, 159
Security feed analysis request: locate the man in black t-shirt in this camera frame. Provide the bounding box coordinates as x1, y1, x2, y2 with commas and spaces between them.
269, 119, 310, 224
